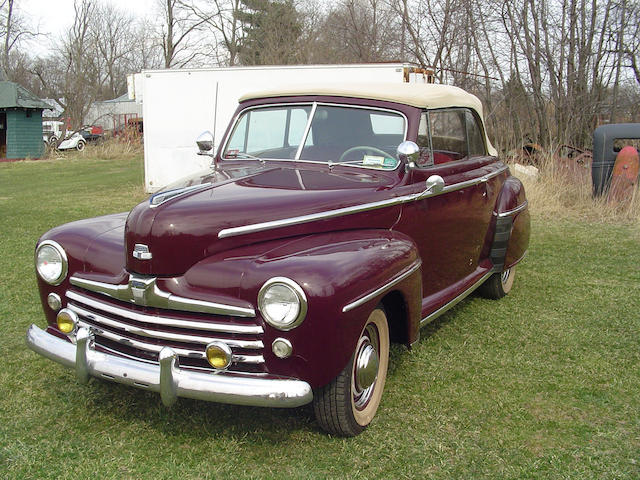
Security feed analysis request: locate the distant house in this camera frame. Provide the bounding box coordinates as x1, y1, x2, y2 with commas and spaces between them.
0, 82, 50, 160
85, 93, 142, 133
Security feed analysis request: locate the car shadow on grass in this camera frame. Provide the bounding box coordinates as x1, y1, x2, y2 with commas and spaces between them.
79, 377, 317, 440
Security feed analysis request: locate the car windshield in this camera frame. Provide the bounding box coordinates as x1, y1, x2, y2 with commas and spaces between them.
223, 103, 406, 170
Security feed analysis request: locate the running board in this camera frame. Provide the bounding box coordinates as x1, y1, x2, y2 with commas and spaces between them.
419, 270, 494, 328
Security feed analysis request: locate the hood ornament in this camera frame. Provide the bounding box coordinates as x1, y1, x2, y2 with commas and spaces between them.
132, 244, 152, 260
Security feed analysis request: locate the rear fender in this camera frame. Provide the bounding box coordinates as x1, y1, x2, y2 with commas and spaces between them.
487, 176, 530, 271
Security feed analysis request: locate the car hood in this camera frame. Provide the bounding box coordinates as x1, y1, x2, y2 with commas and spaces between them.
124, 162, 403, 275
39, 212, 129, 279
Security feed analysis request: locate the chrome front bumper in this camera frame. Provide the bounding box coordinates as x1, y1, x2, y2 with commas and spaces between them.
26, 325, 313, 408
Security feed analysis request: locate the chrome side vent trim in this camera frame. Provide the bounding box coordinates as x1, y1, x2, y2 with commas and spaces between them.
149, 183, 212, 208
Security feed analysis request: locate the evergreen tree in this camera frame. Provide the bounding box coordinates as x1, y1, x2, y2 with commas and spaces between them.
236, 0, 302, 65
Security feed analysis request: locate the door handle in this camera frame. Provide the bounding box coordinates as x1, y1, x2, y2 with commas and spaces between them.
417, 175, 445, 199
425, 175, 445, 194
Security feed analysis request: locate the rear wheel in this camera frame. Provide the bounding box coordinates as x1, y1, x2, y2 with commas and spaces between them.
479, 266, 516, 299
313, 307, 389, 436
76, 140, 86, 151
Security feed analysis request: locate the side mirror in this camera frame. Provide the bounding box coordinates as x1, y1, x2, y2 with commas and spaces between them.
196, 131, 215, 157
397, 141, 420, 168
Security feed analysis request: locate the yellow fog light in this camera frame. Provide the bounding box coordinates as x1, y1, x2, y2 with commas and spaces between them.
205, 342, 232, 370
272, 338, 293, 359
56, 309, 78, 334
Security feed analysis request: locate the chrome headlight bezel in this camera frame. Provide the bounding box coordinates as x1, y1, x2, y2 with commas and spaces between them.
258, 277, 307, 331
35, 240, 68, 286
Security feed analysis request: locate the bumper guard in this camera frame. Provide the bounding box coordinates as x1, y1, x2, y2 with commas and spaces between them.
26, 324, 312, 408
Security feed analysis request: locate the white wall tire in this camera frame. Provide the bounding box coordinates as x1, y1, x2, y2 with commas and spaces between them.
479, 267, 516, 299
313, 307, 389, 436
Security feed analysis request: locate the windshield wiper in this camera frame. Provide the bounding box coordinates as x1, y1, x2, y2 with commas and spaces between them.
227, 151, 265, 163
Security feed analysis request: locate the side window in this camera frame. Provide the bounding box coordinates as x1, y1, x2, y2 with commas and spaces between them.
416, 113, 432, 166
465, 110, 486, 156
418, 108, 486, 167
430, 110, 467, 162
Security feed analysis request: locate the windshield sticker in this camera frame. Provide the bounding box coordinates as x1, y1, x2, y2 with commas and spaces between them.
363, 155, 398, 168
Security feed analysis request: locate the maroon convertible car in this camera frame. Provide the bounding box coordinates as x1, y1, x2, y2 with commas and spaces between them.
27, 83, 530, 436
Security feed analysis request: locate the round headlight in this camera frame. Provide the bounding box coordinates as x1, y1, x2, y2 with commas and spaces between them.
35, 240, 68, 285
258, 277, 307, 331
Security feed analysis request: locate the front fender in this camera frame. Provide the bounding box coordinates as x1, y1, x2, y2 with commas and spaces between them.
186, 230, 420, 388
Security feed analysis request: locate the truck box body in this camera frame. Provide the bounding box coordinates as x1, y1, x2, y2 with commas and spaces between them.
129, 64, 434, 192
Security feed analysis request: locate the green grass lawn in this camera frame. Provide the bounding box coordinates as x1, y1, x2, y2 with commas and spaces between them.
1, 156, 639, 479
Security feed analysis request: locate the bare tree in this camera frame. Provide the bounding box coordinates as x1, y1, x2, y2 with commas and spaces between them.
391, 0, 465, 81
29, 0, 100, 130
312, 0, 401, 63
9, 0, 638, 149
92, 3, 138, 97
156, 0, 213, 68
621, 0, 640, 86
129, 18, 165, 72
59, 0, 99, 128
187, 0, 245, 66
409, 0, 634, 148
0, 0, 39, 80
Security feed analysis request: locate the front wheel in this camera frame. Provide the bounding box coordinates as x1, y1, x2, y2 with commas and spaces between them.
76, 140, 86, 151
313, 307, 389, 436
478, 266, 516, 299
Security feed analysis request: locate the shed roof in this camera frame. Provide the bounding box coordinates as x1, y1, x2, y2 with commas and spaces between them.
101, 93, 134, 104
0, 81, 50, 109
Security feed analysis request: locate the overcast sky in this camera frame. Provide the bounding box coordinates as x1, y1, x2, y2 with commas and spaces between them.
21, 0, 156, 56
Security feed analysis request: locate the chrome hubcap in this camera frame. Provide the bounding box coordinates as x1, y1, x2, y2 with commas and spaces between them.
355, 342, 379, 391
353, 324, 380, 410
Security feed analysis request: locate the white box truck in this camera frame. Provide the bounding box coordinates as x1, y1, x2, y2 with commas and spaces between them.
128, 64, 434, 192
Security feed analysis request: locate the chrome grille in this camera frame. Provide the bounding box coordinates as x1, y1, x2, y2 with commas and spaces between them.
65, 289, 265, 373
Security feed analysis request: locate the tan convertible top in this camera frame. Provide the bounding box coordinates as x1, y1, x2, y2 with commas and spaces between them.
240, 83, 498, 155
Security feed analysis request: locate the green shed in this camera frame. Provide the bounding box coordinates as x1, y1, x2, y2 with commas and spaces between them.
0, 81, 50, 160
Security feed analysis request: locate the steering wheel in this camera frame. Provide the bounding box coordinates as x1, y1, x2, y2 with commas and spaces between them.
338, 146, 390, 163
